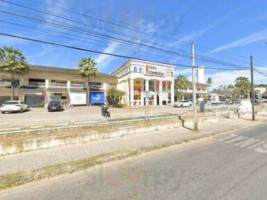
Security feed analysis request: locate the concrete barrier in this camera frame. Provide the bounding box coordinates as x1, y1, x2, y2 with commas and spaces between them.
0, 122, 182, 156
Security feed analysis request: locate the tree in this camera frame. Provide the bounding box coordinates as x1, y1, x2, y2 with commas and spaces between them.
227, 84, 235, 89
0, 46, 29, 100
106, 87, 125, 106
234, 77, 250, 99
207, 77, 213, 85
175, 75, 189, 100
78, 58, 98, 106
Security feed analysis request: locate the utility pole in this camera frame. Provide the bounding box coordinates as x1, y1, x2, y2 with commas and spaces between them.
191, 43, 198, 130
250, 55, 255, 121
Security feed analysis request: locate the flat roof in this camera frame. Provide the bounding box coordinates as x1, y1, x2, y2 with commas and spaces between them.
112, 59, 175, 75
29, 65, 115, 78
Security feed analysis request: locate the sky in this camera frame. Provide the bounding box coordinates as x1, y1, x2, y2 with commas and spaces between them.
1, 0, 267, 89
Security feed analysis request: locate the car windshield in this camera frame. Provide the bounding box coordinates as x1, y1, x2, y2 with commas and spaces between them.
50, 101, 60, 104
4, 101, 19, 105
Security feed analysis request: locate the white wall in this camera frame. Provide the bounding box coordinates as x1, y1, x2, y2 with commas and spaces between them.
197, 66, 205, 84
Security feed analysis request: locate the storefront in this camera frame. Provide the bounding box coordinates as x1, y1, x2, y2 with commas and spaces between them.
69, 90, 86, 105
112, 59, 175, 107
88, 82, 105, 105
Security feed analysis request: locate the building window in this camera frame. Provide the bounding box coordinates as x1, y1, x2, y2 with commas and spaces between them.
139, 67, 143, 73
134, 67, 137, 72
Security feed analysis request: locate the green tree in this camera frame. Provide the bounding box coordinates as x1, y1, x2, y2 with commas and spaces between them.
78, 58, 98, 106
175, 75, 189, 100
207, 77, 213, 85
106, 87, 125, 106
0, 46, 29, 100
234, 77, 250, 99
227, 84, 235, 89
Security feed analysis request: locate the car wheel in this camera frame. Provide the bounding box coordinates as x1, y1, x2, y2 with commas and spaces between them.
1, 111, 5, 114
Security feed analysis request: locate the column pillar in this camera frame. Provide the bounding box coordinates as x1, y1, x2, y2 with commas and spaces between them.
130, 78, 134, 106
126, 79, 130, 106
44, 79, 50, 107
145, 79, 149, 106
67, 81, 71, 105
171, 81, 175, 105
159, 81, 163, 106
141, 80, 144, 106
154, 80, 157, 106
165, 81, 168, 92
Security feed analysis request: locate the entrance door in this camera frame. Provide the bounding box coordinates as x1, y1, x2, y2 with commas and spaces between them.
25, 95, 44, 107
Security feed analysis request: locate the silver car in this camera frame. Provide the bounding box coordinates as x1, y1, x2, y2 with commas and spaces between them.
173, 100, 192, 107
0, 101, 29, 114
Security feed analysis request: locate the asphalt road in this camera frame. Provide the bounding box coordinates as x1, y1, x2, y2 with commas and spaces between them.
0, 106, 189, 129
1, 123, 267, 200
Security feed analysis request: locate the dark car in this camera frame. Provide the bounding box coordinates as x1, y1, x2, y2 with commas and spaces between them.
47, 101, 64, 112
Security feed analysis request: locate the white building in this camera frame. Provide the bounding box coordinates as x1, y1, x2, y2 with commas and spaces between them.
180, 66, 209, 98
112, 59, 175, 106
254, 87, 267, 99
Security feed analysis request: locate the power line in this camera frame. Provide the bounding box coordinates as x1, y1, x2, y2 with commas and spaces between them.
254, 68, 267, 77
0, 32, 249, 71
0, 1, 250, 69
0, 19, 180, 61
18, 0, 253, 64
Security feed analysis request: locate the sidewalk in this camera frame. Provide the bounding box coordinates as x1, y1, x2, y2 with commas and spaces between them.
0, 117, 263, 176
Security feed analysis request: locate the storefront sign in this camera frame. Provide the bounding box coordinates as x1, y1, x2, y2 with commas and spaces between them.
134, 80, 142, 86
90, 91, 105, 104
70, 92, 86, 105
145, 65, 165, 77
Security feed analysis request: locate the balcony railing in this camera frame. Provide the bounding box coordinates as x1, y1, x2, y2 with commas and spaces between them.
28, 82, 45, 87
0, 82, 12, 87
71, 83, 85, 88
50, 82, 67, 87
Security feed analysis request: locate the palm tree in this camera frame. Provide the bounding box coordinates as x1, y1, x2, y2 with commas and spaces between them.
207, 77, 213, 85
0, 46, 29, 100
78, 58, 98, 106
175, 75, 189, 100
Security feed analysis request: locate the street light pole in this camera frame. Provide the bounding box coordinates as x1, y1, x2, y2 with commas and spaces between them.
191, 43, 198, 130
250, 55, 255, 121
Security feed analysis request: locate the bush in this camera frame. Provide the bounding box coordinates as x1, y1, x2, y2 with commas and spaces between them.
113, 104, 125, 108
106, 87, 125, 106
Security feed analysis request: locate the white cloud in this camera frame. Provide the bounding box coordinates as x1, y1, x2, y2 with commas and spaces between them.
208, 67, 267, 89
179, 16, 228, 43
28, 44, 52, 60
209, 30, 267, 54
94, 41, 120, 71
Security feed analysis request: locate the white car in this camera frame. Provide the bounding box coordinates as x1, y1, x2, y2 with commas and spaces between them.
0, 101, 29, 114
173, 100, 192, 107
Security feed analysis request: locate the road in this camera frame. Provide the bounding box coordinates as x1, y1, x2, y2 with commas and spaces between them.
0, 105, 189, 129
1, 123, 267, 200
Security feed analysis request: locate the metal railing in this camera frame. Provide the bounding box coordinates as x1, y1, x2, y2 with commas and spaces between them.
71, 83, 85, 88
50, 82, 67, 87
28, 82, 45, 87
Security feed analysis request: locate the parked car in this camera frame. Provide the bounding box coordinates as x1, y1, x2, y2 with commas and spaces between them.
173, 100, 192, 107
47, 100, 64, 112
207, 100, 221, 105
0, 101, 29, 114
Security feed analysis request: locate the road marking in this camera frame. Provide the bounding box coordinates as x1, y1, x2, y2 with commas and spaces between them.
225, 136, 248, 144
218, 134, 267, 154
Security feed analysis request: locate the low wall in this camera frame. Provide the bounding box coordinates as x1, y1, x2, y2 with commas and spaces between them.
0, 121, 182, 156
